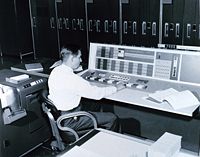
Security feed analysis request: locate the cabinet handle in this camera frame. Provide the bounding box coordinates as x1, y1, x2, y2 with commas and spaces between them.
123, 21, 128, 34
164, 23, 169, 37
72, 18, 76, 30
132, 21, 137, 35
113, 20, 117, 34
187, 23, 191, 38
104, 20, 109, 33
32, 17, 37, 27
152, 22, 156, 36
96, 20, 100, 32
199, 24, 200, 39
79, 19, 84, 31
57, 18, 62, 29
63, 18, 69, 29
142, 21, 146, 35
50, 17, 55, 29
88, 20, 93, 32
175, 23, 180, 38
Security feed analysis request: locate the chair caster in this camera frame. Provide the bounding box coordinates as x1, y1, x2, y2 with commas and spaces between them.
50, 140, 65, 151
50, 141, 59, 151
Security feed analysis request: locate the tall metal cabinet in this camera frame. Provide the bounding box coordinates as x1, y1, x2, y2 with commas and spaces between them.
56, 0, 88, 66
139, 0, 160, 47
0, 0, 199, 61
29, 0, 59, 59
162, 0, 184, 45
0, 0, 33, 59
122, 0, 160, 47
121, 0, 141, 46
182, 0, 200, 46
162, 0, 200, 46
86, 0, 120, 45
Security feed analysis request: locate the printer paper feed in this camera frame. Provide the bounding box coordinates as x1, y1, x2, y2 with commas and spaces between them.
9, 74, 29, 81
6, 74, 30, 84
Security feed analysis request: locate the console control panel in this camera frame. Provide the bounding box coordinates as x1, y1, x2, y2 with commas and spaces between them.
23, 78, 45, 88
82, 70, 148, 90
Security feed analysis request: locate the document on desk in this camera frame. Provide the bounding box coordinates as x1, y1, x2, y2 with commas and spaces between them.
148, 88, 200, 110
81, 131, 148, 157
148, 132, 182, 157
60, 145, 104, 157
25, 63, 43, 72
5, 74, 30, 84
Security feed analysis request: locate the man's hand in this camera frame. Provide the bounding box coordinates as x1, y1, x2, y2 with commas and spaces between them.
115, 82, 126, 91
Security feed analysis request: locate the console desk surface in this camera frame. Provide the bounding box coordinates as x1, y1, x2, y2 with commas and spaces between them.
57, 129, 199, 157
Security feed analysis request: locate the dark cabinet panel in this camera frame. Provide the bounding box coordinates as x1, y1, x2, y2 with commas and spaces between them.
0, 0, 33, 57
122, 0, 159, 47
122, 0, 141, 46
30, 0, 59, 59
87, 0, 120, 45
140, 0, 160, 47
0, 0, 17, 55
56, 0, 88, 66
183, 0, 200, 46
162, 0, 184, 45
16, 0, 33, 55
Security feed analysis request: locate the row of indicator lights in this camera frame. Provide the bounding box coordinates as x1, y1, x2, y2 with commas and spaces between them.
109, 74, 130, 81
30, 79, 44, 86
85, 76, 122, 85
126, 83, 147, 89
24, 79, 44, 88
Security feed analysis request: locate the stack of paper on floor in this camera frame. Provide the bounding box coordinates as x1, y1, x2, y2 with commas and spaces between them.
148, 88, 200, 110
148, 132, 182, 157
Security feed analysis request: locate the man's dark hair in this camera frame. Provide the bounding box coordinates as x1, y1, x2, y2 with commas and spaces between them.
60, 44, 81, 60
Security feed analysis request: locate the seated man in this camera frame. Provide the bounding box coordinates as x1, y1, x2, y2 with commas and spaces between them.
48, 45, 124, 133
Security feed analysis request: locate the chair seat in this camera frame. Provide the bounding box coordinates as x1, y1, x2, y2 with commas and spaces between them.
40, 89, 97, 151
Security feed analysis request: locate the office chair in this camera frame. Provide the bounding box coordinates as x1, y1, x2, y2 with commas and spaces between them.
41, 89, 97, 151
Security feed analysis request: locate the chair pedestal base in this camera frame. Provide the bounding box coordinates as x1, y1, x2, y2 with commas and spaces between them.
50, 140, 65, 151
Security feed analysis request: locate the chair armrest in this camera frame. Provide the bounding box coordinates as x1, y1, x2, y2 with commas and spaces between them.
56, 111, 98, 140
42, 103, 54, 121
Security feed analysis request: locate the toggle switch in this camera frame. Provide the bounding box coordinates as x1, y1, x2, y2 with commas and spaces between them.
107, 80, 114, 84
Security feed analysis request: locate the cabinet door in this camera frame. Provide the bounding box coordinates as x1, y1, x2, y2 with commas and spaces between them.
0, 0, 33, 57
0, 0, 17, 55
122, 0, 141, 46
87, 0, 120, 44
16, 0, 33, 55
140, 0, 160, 47
162, 0, 184, 45
183, 0, 200, 46
30, 0, 59, 59
56, 0, 88, 66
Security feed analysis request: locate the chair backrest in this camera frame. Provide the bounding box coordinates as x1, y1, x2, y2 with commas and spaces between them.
40, 89, 60, 119
40, 89, 65, 151
40, 89, 98, 150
